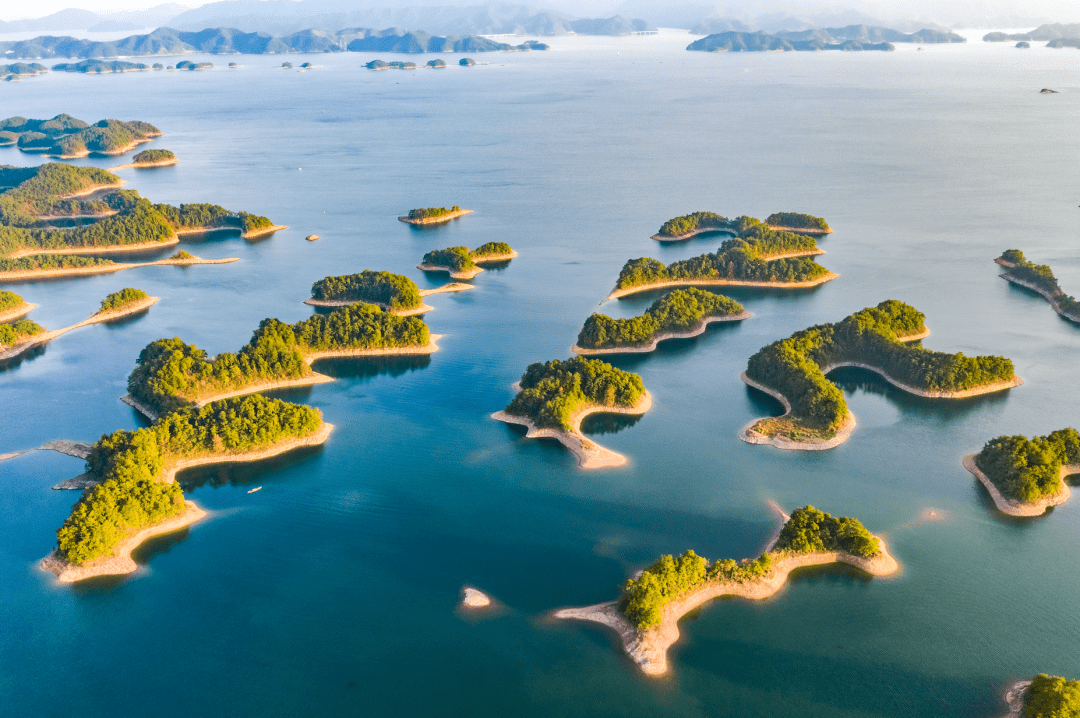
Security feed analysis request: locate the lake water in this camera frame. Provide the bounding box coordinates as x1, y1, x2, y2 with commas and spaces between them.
2, 29, 1079, 718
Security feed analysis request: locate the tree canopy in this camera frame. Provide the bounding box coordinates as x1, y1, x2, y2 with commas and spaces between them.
0, 289, 23, 311
999, 249, 1080, 318
99, 287, 147, 312
975, 429, 1080, 502
310, 270, 422, 309
132, 149, 175, 163
504, 356, 645, 430
423, 246, 474, 272
577, 287, 743, 349
407, 206, 461, 220
765, 212, 830, 230
1023, 674, 1080, 718
0, 319, 43, 347
773, 506, 880, 557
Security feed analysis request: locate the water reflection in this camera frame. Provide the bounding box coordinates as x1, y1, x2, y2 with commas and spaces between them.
310, 354, 431, 380
580, 412, 642, 436
178, 443, 326, 490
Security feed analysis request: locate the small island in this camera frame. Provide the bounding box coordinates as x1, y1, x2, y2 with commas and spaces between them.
998, 674, 1080, 718
426, 59, 447, 68
460, 58, 476, 66
763, 212, 832, 234
964, 428, 1079, 516
51, 60, 151, 73
174, 61, 213, 71
553, 505, 898, 676
742, 300, 1021, 450
417, 242, 517, 279
111, 149, 178, 170
42, 394, 332, 583
306, 270, 433, 314
608, 229, 832, 301
574, 288, 749, 355
367, 60, 418, 70
461, 587, 492, 608
1016, 41, 1031, 48
651, 212, 830, 242
996, 249, 1080, 323
0, 62, 49, 77
491, 357, 652, 469
0, 114, 162, 157
398, 206, 474, 225
0, 289, 36, 322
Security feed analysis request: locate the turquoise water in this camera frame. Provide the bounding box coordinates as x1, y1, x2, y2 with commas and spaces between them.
2, 32, 1080, 718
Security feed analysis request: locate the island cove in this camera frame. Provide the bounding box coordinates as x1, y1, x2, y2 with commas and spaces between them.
41, 395, 333, 583
741, 300, 1021, 450
607, 229, 832, 301
553, 505, 898, 676
964, 428, 1080, 517
398, 206, 473, 225
492, 357, 651, 469
996, 249, 1080, 324
417, 242, 516, 279
651, 211, 831, 242
304, 270, 473, 314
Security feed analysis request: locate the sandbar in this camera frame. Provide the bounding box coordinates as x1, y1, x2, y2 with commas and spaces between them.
418, 283, 474, 297
461, 587, 492, 608
963, 454, 1077, 517
0, 296, 158, 361
572, 311, 752, 356
492, 389, 652, 469
604, 272, 838, 302
0, 301, 36, 322
110, 158, 179, 170
398, 209, 473, 225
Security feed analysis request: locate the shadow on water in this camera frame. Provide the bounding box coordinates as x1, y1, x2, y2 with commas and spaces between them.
309, 354, 431, 381
606, 320, 746, 371
580, 412, 642, 436
65, 525, 197, 594
99, 307, 152, 327
476, 259, 511, 273
743, 383, 786, 418
178, 442, 326, 491
0, 341, 47, 373
826, 365, 1013, 421
969, 472, 1079, 527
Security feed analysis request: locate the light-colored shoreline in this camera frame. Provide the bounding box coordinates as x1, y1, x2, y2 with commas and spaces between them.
999, 680, 1031, 718
0, 302, 36, 323
56, 180, 125, 200
963, 454, 1076, 517
303, 298, 435, 316
397, 209, 473, 225
820, 361, 1023, 399
491, 390, 653, 469
998, 273, 1080, 324
7, 236, 180, 257
110, 158, 179, 170
472, 251, 517, 263
0, 254, 237, 282
553, 535, 898, 676
418, 283, 474, 297
161, 422, 334, 482
738, 371, 858, 450
765, 224, 833, 235
242, 224, 288, 239
49, 135, 161, 159
0, 296, 158, 361
0, 439, 91, 463
572, 311, 752, 355
650, 226, 736, 242
604, 272, 838, 302
417, 262, 484, 280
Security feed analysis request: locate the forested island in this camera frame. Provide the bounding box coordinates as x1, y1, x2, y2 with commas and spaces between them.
0, 63, 48, 77
42, 394, 332, 582
686, 25, 962, 52
574, 288, 749, 355
173, 61, 212, 70
491, 357, 652, 469
398, 206, 473, 225
126, 301, 434, 418
307, 270, 430, 314
687, 31, 896, 52
554, 505, 897, 676
742, 300, 1020, 449
0, 114, 162, 157
998, 674, 1080, 718
418, 242, 516, 279
610, 230, 832, 300
0, 289, 35, 322
965, 428, 1080, 516
996, 249, 1080, 323
112, 149, 177, 170
51, 60, 150, 73
653, 212, 830, 241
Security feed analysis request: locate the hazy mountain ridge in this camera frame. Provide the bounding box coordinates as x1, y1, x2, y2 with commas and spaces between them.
983, 23, 1080, 41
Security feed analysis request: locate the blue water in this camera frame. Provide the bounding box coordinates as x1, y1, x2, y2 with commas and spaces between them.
2, 31, 1080, 717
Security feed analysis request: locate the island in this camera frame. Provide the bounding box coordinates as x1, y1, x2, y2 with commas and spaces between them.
764, 212, 832, 234
426, 59, 447, 68
998, 674, 1080, 718
229, 62, 241, 68
41, 394, 332, 583
461, 587, 492, 608
306, 270, 433, 314
653, 212, 830, 242
460, 58, 476, 66
553, 505, 898, 676
996, 249, 1080, 323
367, 60, 418, 70
0, 288, 158, 362
491, 357, 652, 469
608, 230, 832, 301
280, 62, 293, 69
0, 289, 36, 322
51, 60, 150, 73
0, 62, 48, 77
574, 288, 749, 355
1017, 41, 1031, 48
417, 242, 517, 279
125, 301, 436, 418
111, 149, 177, 170
964, 428, 1079, 517
398, 206, 474, 225
741, 300, 1021, 450
174, 61, 213, 71
0, 114, 162, 157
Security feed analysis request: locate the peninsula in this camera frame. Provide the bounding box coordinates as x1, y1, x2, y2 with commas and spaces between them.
111, 149, 178, 170
997, 674, 1080, 718
996, 249, 1080, 324
417, 242, 516, 279
553, 505, 898, 676
965, 428, 1079, 516
125, 301, 436, 418
398, 206, 473, 225
0, 114, 162, 157
574, 288, 749, 355
741, 300, 1020, 450
651, 212, 830, 242
42, 394, 331, 582
608, 229, 832, 301
306, 270, 433, 314
0, 289, 35, 322
491, 357, 652, 469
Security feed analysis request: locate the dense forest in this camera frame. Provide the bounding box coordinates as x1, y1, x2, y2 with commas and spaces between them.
0, 253, 114, 273
0, 289, 23, 311
577, 288, 744, 349
765, 212, 830, 230
407, 206, 461, 220
746, 300, 1015, 436
0, 318, 44, 347
132, 149, 175, 163
0, 115, 160, 156
310, 270, 422, 310
975, 428, 1080, 502
471, 241, 512, 258
56, 394, 323, 564
999, 249, 1080, 317
153, 202, 272, 232
99, 287, 147, 312
423, 246, 475, 272
0, 163, 119, 226
128, 302, 429, 414
504, 356, 645, 430
736, 226, 819, 256
620, 506, 878, 630
1022, 674, 1080, 717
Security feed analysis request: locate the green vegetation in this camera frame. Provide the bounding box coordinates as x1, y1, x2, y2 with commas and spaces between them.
657, 212, 759, 238
128, 302, 430, 414
0, 63, 48, 77
99, 288, 148, 313
0, 319, 44, 347
1023, 674, 1080, 718
153, 202, 271, 233
408, 206, 462, 220
426, 59, 447, 68
0, 117, 161, 157
460, 58, 476, 66
975, 429, 1080, 502
171, 250, 193, 260
51, 60, 149, 73
366, 60, 418, 70
998, 249, 1080, 318
310, 270, 422, 310
56, 394, 323, 564
0, 163, 119, 225
765, 212, 830, 231
0, 289, 23, 311
620, 505, 879, 630
175, 61, 212, 70
0, 254, 114, 273
746, 300, 1015, 439
423, 246, 475, 272
504, 357, 645, 430
471, 242, 512, 258
577, 288, 744, 349
132, 149, 175, 164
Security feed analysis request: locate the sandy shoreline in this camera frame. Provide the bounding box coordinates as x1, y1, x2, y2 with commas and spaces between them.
417, 262, 484, 280
998, 273, 1080, 324
56, 180, 125, 200
50, 135, 161, 159
738, 372, 857, 450
0, 254, 237, 282
161, 422, 334, 481
0, 302, 36, 323
650, 226, 736, 242
604, 272, 838, 302
7, 236, 180, 257
765, 224, 833, 235
0, 296, 158, 361
418, 283, 474, 297
303, 298, 435, 315
492, 390, 653, 469
242, 224, 288, 239
398, 209, 473, 225
963, 454, 1076, 517
572, 311, 752, 355
110, 158, 179, 170
820, 361, 1023, 399
999, 680, 1031, 718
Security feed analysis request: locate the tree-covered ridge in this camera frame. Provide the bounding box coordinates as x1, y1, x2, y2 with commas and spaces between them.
975, 429, 1080, 502
0, 115, 161, 156
765, 212, 830, 231
735, 227, 819, 256
657, 212, 763, 237
408, 205, 462, 220
52, 60, 149, 73
620, 506, 879, 630
132, 149, 175, 163
310, 270, 422, 310
56, 394, 323, 565
99, 287, 147, 312
153, 202, 271, 233
0, 254, 114, 273
504, 356, 646, 430
0, 319, 44, 347
577, 288, 744, 349
423, 246, 474, 272
746, 300, 1015, 437
0, 63, 48, 77
0, 163, 119, 225
471, 242, 512, 258
998, 249, 1080, 318
128, 302, 430, 414
1022, 674, 1080, 718
367, 60, 418, 69
0, 289, 23, 311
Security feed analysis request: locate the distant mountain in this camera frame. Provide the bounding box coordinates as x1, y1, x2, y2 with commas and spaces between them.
688, 18, 754, 35
0, 5, 185, 33
686, 30, 895, 52
984, 24, 1080, 42
776, 25, 965, 44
